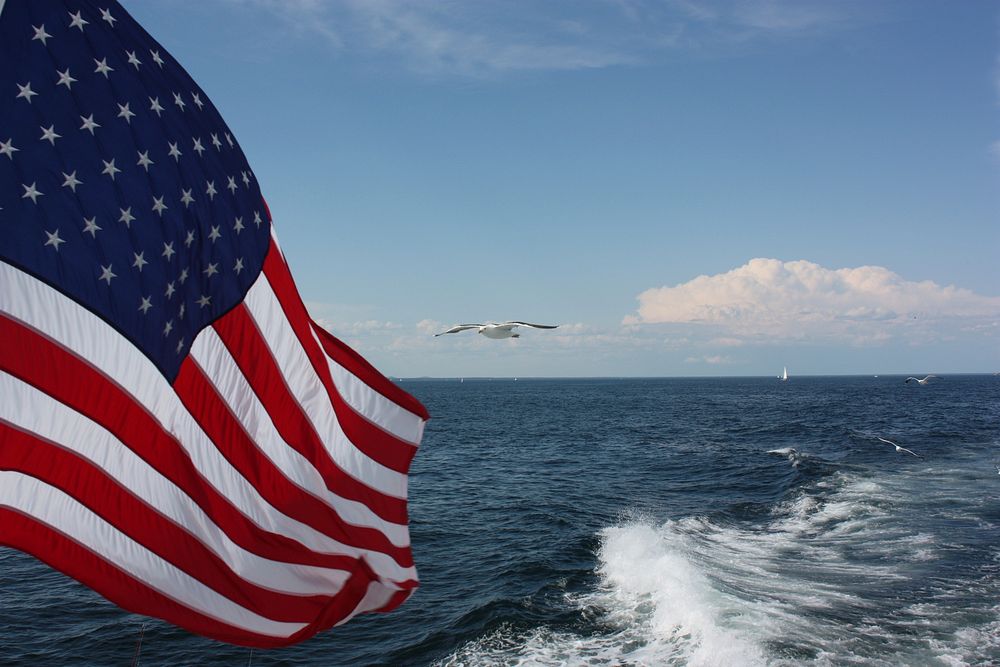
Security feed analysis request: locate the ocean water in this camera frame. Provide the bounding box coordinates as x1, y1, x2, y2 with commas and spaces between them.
2, 375, 999, 666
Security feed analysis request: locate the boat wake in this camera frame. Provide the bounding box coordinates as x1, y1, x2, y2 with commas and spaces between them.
440, 468, 1000, 666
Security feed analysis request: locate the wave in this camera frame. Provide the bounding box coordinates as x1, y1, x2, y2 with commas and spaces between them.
439, 468, 1000, 666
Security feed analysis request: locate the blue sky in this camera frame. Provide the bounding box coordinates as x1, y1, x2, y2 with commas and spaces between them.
122, 0, 999, 377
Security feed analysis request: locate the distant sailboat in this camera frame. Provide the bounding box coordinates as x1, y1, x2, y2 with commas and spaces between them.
780, 366, 789, 382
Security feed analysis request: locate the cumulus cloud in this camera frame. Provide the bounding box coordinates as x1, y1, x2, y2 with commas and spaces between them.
625, 258, 1000, 344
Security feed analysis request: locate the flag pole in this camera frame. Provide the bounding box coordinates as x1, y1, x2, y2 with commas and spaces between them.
130, 623, 146, 667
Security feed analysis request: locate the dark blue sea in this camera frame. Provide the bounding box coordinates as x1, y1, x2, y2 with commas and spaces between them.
3, 376, 1000, 666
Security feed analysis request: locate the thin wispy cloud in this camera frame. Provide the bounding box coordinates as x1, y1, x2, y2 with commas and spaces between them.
625, 258, 1000, 345
230, 0, 868, 76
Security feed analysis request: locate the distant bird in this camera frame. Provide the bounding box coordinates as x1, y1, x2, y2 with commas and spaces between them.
876, 437, 922, 458
905, 375, 938, 385
995, 464, 1000, 475
435, 321, 559, 339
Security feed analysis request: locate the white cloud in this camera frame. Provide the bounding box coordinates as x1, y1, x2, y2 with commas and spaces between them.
684, 354, 732, 364
625, 258, 1000, 344
230, 0, 864, 76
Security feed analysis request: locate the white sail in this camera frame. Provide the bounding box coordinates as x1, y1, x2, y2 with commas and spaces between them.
781, 366, 788, 381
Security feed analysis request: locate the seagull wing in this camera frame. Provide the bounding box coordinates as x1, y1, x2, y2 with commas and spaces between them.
876, 437, 898, 447
504, 321, 559, 330
898, 446, 922, 458
435, 324, 483, 336
904, 377, 919, 383
923, 375, 938, 381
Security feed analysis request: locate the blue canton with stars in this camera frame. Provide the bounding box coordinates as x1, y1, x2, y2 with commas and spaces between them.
0, 0, 271, 381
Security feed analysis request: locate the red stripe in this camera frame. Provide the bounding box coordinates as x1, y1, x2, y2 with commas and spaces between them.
0, 422, 330, 623
265, 243, 428, 421
263, 248, 428, 474
175, 354, 415, 566
261, 251, 420, 473
0, 507, 381, 648
0, 313, 393, 573
211, 303, 411, 522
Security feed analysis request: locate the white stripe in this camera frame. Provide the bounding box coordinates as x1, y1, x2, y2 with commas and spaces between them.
0, 371, 350, 596
0, 260, 417, 581
243, 276, 408, 498
334, 581, 401, 628
189, 328, 412, 546
0, 471, 307, 638
0, 1, 7, 19
271, 232, 424, 445
316, 333, 425, 445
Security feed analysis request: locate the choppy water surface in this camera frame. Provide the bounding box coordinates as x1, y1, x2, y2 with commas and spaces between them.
2, 376, 999, 665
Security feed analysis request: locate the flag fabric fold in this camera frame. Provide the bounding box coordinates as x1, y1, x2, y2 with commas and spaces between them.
0, 0, 428, 647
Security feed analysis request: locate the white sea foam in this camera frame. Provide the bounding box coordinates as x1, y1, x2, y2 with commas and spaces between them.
440, 468, 1000, 666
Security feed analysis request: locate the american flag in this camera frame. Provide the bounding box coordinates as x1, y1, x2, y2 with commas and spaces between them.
0, 0, 428, 647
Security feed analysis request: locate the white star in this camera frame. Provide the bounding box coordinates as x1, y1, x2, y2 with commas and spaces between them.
152, 195, 168, 216
0, 139, 18, 159
234, 258, 245, 274
211, 133, 222, 150
44, 229, 65, 251
207, 225, 221, 242
149, 97, 164, 116
137, 150, 154, 171
176, 338, 185, 354
168, 142, 182, 161
164, 282, 176, 299
119, 207, 135, 227
233, 216, 244, 234
126, 50, 142, 68
62, 171, 83, 191
0, 137, 21, 160
16, 82, 38, 103
22, 182, 43, 203
180, 189, 194, 208
203, 262, 219, 278
80, 114, 100, 134
192, 137, 205, 156
100, 8, 117, 26
63, 171, 83, 192
205, 181, 217, 199
179, 268, 190, 283
151, 49, 164, 67
254, 211, 263, 227
133, 252, 148, 271
69, 11, 89, 31
184, 230, 196, 247
226, 176, 238, 194
56, 68, 77, 89
101, 159, 121, 180
117, 102, 135, 123
98, 264, 116, 284
197, 295, 211, 308
162, 242, 176, 260
82, 216, 102, 237
173, 92, 186, 111
39, 125, 61, 145
163, 320, 174, 336
225, 133, 234, 148
93, 57, 114, 78
138, 296, 153, 314
178, 303, 186, 319
32, 25, 52, 45
242, 171, 251, 187
192, 92, 204, 109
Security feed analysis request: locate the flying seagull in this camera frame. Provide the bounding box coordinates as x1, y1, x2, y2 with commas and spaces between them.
876, 437, 922, 458
435, 321, 558, 339
905, 375, 938, 385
